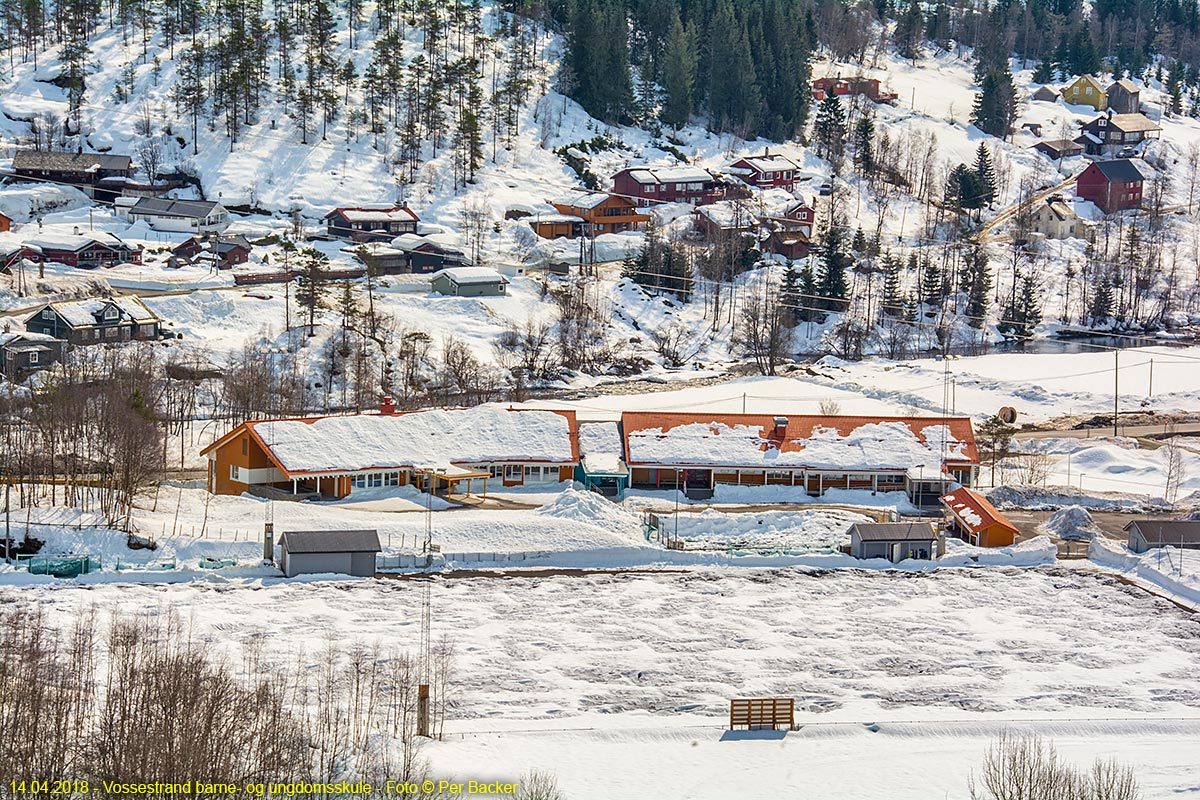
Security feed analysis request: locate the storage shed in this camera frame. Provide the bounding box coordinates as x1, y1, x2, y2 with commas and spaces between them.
430, 267, 509, 297
849, 522, 942, 562
939, 487, 1019, 547
1124, 520, 1200, 554
277, 529, 381, 578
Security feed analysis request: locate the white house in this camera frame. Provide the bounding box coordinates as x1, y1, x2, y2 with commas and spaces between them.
123, 197, 230, 234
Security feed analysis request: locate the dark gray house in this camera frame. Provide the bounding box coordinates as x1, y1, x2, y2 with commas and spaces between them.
1, 330, 65, 379
277, 529, 381, 578
1125, 520, 1200, 554
323, 206, 419, 241
430, 267, 508, 297
123, 197, 230, 233
25, 296, 163, 345
12, 150, 133, 187
849, 522, 942, 562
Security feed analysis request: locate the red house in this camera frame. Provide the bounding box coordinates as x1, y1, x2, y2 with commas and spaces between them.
811, 76, 896, 103
779, 199, 816, 237
1076, 158, 1151, 214
728, 152, 801, 192
172, 234, 252, 269
611, 165, 722, 207
23, 232, 143, 268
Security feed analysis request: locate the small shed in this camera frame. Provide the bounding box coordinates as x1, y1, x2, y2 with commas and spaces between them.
430, 267, 509, 297
939, 487, 1019, 547
1029, 85, 1059, 103
849, 522, 941, 562
277, 529, 381, 578
1124, 520, 1200, 554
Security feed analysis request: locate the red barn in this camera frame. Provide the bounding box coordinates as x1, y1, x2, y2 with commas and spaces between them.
1076, 158, 1151, 214
728, 152, 801, 192
611, 165, 722, 207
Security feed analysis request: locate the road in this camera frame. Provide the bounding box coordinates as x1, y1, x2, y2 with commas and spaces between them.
974, 169, 1083, 242
1015, 422, 1200, 440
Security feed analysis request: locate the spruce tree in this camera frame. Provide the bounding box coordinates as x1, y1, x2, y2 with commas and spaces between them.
881, 257, 904, 317
963, 248, 992, 328
660, 12, 695, 130
818, 226, 849, 311
921, 260, 944, 308
813, 92, 847, 164
1032, 54, 1055, 84
797, 262, 820, 322
780, 264, 801, 327
971, 66, 1017, 138
294, 248, 331, 336
973, 143, 997, 206
853, 115, 875, 174
1089, 276, 1114, 326
895, 0, 924, 62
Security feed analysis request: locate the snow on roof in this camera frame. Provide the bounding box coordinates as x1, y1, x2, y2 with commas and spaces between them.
621, 413, 976, 470
128, 197, 223, 218
33, 296, 159, 327
1089, 158, 1153, 183
1095, 113, 1161, 133
579, 422, 626, 475
0, 330, 59, 347
12, 150, 131, 171
328, 206, 419, 223
24, 232, 133, 252
531, 213, 584, 224
244, 406, 577, 474
623, 165, 714, 185
551, 191, 613, 210
940, 488, 1017, 534
431, 266, 508, 285
733, 154, 799, 173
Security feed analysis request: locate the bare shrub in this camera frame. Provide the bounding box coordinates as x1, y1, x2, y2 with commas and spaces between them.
818, 398, 842, 416
969, 733, 1139, 800
517, 770, 565, 800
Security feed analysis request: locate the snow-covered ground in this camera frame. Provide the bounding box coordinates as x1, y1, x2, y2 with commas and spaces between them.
9, 566, 1200, 798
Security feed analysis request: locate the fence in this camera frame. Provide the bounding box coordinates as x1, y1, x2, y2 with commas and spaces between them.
15, 554, 102, 578
729, 698, 795, 731
377, 551, 552, 570
114, 558, 178, 572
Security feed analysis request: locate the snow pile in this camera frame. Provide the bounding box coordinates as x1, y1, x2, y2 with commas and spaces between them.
255, 405, 575, 472
942, 535, 1058, 567
986, 484, 1150, 512
533, 487, 640, 535
671, 508, 870, 551
1039, 505, 1102, 541
1090, 537, 1200, 609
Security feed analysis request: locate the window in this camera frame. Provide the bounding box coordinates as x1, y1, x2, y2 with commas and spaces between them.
487, 464, 503, 478
230, 465, 242, 481
368, 473, 383, 488
768, 471, 790, 480
1086, 86, 1093, 95
385, 472, 400, 486
505, 464, 522, 480
41, 309, 54, 320
352, 474, 367, 488
104, 307, 119, 320
28, 351, 39, 364
105, 327, 118, 339
242, 437, 248, 456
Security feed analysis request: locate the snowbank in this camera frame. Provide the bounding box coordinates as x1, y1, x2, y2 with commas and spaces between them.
533, 487, 641, 535
1090, 537, 1200, 609
1038, 506, 1102, 540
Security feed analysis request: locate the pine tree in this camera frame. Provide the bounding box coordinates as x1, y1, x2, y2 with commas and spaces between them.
973, 143, 998, 206
707, 0, 761, 135
294, 248, 331, 336
853, 115, 875, 174
780, 264, 800, 326
797, 262, 820, 322
660, 12, 695, 130
1032, 54, 1055, 84
881, 257, 905, 317
963, 247, 992, 328
1089, 275, 1114, 326
813, 92, 847, 164
895, 0, 924, 62
818, 226, 849, 311
852, 227, 867, 253
921, 259, 944, 308
971, 66, 1017, 138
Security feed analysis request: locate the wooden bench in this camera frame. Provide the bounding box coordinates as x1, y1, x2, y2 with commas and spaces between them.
729, 697, 795, 731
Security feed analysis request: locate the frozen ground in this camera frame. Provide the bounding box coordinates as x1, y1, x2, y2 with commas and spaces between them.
9, 567, 1200, 798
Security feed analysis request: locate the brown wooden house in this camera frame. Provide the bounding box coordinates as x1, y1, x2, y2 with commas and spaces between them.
12, 150, 133, 187
323, 206, 419, 241
530, 192, 650, 239
172, 235, 252, 269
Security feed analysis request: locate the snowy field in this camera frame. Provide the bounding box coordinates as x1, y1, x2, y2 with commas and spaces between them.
666, 508, 871, 551
10, 567, 1200, 798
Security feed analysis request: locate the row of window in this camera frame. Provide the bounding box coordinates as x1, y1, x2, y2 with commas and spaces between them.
351, 471, 401, 488
642, 182, 708, 194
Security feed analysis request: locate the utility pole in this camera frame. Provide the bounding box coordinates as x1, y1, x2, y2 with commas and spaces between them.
4, 479, 10, 564
1149, 358, 1154, 398
1113, 350, 1119, 437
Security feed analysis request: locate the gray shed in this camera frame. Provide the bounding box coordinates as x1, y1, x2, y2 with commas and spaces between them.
1124, 520, 1200, 554
430, 267, 508, 297
850, 522, 942, 563
278, 529, 381, 578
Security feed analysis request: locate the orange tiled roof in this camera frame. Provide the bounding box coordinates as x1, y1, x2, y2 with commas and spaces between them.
940, 487, 1018, 534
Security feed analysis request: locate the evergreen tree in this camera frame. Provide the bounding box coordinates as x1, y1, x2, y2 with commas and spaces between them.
1032, 54, 1055, 84
971, 66, 1017, 138
962, 247, 992, 328
780, 263, 801, 327
973, 143, 998, 206
294, 248, 331, 336
1000, 272, 1043, 338
881, 257, 905, 317
1088, 275, 1115, 326
797, 262, 820, 322
818, 226, 849, 311
853, 114, 875, 174
813, 92, 847, 164
921, 259, 945, 308
895, 0, 924, 62
706, 0, 760, 134
660, 11, 696, 130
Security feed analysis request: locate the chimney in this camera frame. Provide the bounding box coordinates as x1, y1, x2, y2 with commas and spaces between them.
772, 416, 789, 438
380, 396, 396, 415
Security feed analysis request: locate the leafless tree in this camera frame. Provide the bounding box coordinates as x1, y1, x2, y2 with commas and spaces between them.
734, 280, 790, 375
969, 733, 1139, 800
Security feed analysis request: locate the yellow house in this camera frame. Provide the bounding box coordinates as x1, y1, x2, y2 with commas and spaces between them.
1060, 75, 1108, 110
